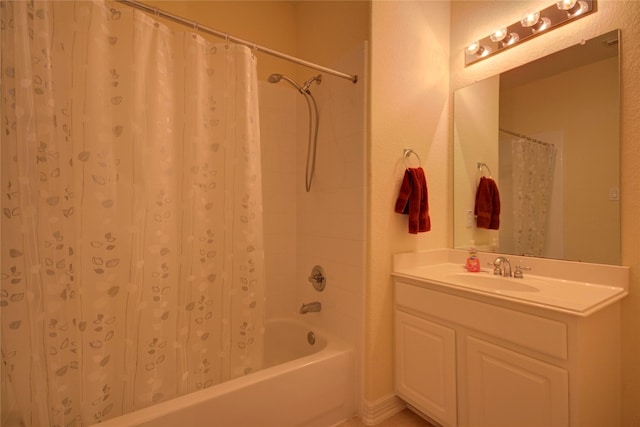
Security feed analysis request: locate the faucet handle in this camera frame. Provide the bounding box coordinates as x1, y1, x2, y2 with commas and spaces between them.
308, 265, 326, 292
514, 265, 531, 278
487, 262, 502, 275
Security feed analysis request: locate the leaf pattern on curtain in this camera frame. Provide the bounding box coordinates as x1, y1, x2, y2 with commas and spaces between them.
510, 138, 556, 257
0, 1, 265, 425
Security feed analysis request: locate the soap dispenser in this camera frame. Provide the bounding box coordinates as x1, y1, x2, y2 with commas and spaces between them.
465, 240, 481, 272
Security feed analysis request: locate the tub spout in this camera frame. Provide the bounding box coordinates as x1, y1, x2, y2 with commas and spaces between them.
300, 301, 321, 314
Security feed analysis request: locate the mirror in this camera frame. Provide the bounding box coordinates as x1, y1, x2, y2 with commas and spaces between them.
454, 30, 620, 265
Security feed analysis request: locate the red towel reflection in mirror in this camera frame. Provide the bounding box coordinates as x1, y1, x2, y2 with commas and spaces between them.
475, 176, 500, 229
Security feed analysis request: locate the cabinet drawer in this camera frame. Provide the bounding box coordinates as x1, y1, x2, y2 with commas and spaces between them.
395, 281, 568, 360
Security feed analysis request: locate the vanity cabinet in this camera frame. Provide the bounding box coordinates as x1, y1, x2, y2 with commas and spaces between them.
394, 279, 621, 427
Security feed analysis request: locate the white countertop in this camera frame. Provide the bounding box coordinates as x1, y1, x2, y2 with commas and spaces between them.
393, 249, 629, 316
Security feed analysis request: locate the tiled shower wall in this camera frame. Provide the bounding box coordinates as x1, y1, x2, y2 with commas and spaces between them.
259, 43, 366, 349
259, 82, 299, 319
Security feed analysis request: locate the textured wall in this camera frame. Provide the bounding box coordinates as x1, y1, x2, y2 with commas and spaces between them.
449, 1, 640, 424
368, 1, 451, 402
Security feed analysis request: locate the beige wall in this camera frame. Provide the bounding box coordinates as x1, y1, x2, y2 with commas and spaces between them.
368, 0, 451, 403
296, 0, 369, 73
450, 2, 640, 425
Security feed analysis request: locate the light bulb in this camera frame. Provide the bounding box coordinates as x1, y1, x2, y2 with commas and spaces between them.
465, 41, 490, 58
466, 41, 481, 55
490, 28, 508, 42
556, 0, 577, 10
521, 11, 540, 28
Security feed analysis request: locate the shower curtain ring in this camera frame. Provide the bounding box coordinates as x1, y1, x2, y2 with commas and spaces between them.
152, 8, 160, 28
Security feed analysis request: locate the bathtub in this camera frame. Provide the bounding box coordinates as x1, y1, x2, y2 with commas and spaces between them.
95, 318, 356, 427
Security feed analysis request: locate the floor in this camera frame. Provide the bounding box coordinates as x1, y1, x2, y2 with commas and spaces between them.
337, 408, 436, 427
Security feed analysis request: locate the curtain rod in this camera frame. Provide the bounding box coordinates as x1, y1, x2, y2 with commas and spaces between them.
499, 128, 554, 147
115, 0, 358, 84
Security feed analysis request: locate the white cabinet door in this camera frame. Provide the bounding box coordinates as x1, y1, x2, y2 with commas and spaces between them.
395, 311, 457, 427
465, 336, 569, 427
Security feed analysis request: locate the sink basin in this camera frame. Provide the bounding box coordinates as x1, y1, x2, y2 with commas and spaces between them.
445, 273, 540, 293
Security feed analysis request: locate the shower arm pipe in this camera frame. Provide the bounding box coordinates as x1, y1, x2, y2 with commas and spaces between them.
116, 0, 359, 84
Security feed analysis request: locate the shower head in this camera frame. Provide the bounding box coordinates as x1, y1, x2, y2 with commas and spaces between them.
267, 73, 305, 94
267, 73, 283, 84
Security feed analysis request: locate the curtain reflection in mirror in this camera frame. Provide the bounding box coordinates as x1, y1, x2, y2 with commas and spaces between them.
500, 133, 557, 257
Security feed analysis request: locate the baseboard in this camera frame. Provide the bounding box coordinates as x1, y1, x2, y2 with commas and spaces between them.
360, 394, 406, 426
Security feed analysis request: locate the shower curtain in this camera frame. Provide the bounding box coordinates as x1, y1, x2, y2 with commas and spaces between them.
510, 138, 556, 256
1, 1, 265, 425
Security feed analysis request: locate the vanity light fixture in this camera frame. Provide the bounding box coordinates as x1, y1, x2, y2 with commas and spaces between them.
465, 0, 596, 66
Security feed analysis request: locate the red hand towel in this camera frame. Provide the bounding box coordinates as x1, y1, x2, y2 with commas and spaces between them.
474, 177, 500, 230
488, 178, 500, 230
395, 167, 431, 234
414, 167, 431, 232
395, 169, 412, 214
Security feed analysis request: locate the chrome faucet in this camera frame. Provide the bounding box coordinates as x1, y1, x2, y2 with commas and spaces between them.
493, 256, 512, 277
300, 301, 321, 314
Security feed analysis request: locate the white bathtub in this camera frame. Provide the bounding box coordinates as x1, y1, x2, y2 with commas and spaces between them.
95, 318, 356, 427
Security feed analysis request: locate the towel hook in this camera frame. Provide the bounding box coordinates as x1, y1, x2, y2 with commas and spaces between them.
477, 162, 492, 177
403, 149, 421, 169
